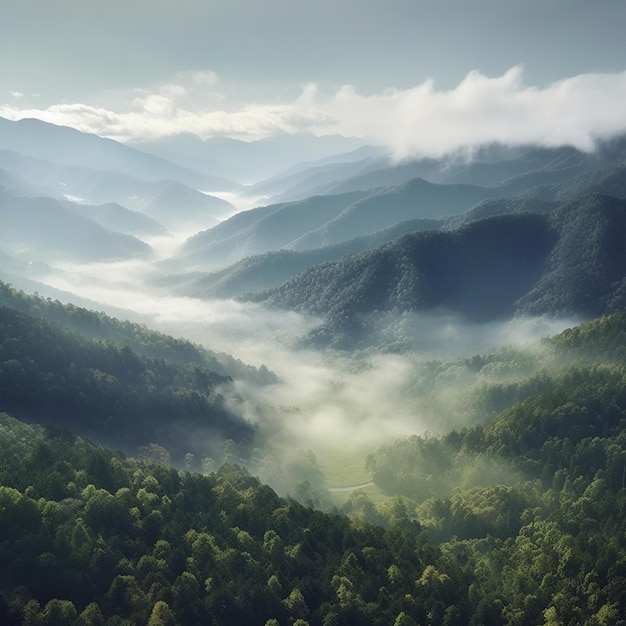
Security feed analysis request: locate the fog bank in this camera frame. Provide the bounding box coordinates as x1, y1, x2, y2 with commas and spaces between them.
36, 255, 578, 463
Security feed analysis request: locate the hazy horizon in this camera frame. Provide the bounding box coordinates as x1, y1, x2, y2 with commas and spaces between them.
2, 1, 626, 161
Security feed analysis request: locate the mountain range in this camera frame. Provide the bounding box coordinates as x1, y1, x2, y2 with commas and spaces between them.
248, 193, 626, 348
163, 162, 626, 353
0, 188, 152, 263
0, 116, 237, 191
3, 117, 626, 625
3, 116, 626, 353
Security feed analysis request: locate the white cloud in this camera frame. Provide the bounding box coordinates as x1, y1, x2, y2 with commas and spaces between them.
10, 90, 23, 98
2, 67, 626, 155
319, 66, 626, 158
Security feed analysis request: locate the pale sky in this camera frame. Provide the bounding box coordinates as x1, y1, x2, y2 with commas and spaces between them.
2, 0, 626, 156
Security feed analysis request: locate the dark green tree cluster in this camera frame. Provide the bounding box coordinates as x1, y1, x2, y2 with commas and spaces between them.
365, 312, 626, 624
254, 215, 556, 319
517, 194, 626, 317
250, 193, 626, 350
0, 303, 252, 464
0, 411, 462, 626
252, 213, 555, 348
0, 281, 277, 385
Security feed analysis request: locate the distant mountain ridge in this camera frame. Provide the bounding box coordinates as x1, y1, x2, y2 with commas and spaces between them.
176, 160, 626, 274
130, 131, 369, 183
249, 194, 626, 348
0, 148, 236, 234
253, 136, 626, 203
0, 188, 152, 263
0, 116, 239, 191
167, 159, 626, 303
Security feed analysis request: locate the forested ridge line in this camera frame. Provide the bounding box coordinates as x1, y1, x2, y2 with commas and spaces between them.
0, 280, 276, 385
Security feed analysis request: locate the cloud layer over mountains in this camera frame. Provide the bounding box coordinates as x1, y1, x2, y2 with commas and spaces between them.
3, 67, 626, 159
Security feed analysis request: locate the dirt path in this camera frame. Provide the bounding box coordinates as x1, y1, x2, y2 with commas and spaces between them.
328, 481, 375, 493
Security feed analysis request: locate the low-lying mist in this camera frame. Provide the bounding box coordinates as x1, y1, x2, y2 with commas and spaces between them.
27, 243, 579, 500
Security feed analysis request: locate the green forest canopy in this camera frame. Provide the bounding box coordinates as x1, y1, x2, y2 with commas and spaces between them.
1, 283, 626, 622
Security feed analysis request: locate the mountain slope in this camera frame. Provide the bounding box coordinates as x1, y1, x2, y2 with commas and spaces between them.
179, 177, 498, 269
251, 195, 626, 347
164, 218, 442, 298
252, 213, 555, 346
68, 202, 169, 237
245, 146, 385, 201
516, 194, 626, 316
0, 281, 276, 385
179, 191, 370, 268
290, 177, 497, 250
0, 189, 152, 262
131, 179, 234, 231
0, 300, 254, 461
168, 161, 626, 299
175, 148, 626, 271
447, 163, 626, 230
0, 116, 238, 191
521, 163, 626, 204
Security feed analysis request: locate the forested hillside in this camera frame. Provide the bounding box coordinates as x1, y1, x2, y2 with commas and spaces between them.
0, 412, 446, 625
516, 194, 626, 317
252, 213, 556, 348
0, 281, 276, 385
179, 191, 370, 269
360, 312, 626, 624
163, 218, 441, 299
252, 195, 626, 348
0, 304, 252, 464
0, 282, 278, 466
2, 311, 626, 624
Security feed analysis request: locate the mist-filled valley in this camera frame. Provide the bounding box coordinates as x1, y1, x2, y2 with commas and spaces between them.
2, 114, 626, 625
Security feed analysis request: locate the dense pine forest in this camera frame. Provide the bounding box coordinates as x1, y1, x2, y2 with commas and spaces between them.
1, 281, 626, 624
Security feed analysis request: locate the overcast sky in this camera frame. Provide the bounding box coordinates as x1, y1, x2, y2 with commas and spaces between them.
2, 0, 626, 157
